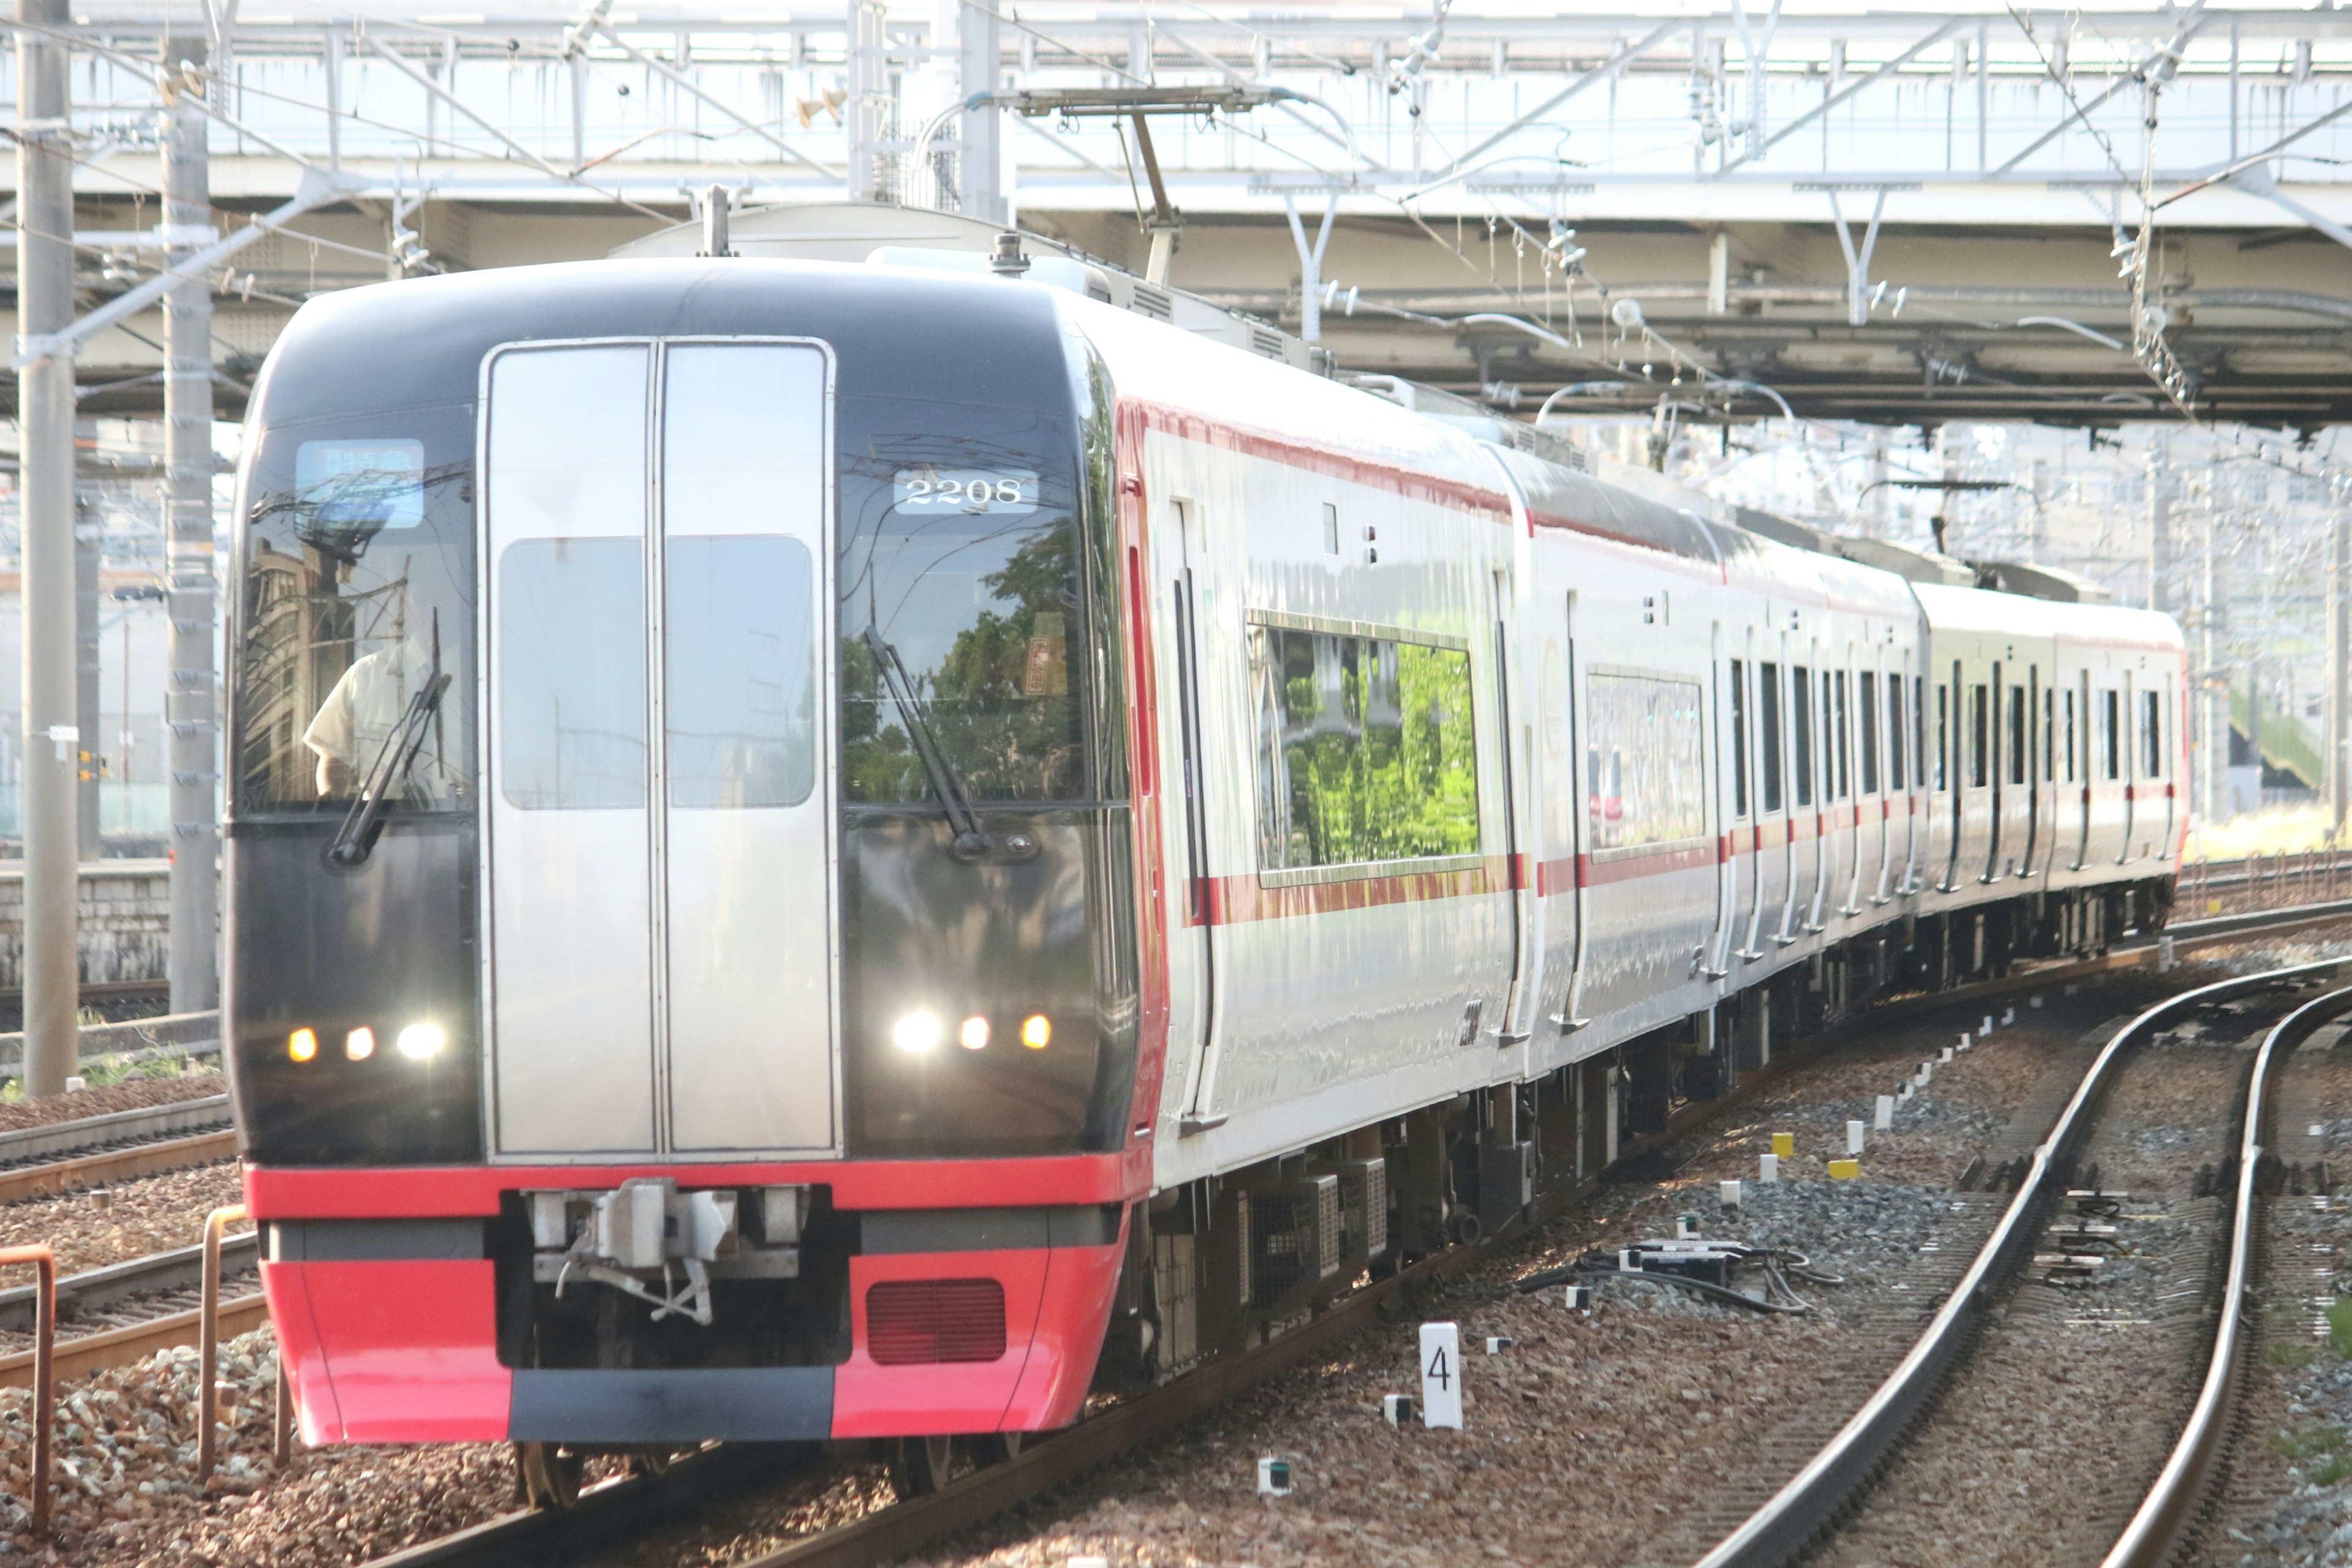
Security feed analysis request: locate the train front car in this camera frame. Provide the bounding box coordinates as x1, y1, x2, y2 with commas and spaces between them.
224, 260, 1140, 1477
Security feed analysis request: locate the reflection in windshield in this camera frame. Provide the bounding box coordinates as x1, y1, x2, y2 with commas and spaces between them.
237, 410, 474, 812
838, 401, 1088, 806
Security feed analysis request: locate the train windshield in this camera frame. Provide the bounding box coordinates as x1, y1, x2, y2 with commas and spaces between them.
234, 404, 477, 814
837, 394, 1091, 807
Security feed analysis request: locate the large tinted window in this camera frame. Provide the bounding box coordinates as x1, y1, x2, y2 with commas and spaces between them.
235, 404, 476, 813
1250, 620, 1478, 870
1586, 673, 1706, 850
837, 396, 1091, 805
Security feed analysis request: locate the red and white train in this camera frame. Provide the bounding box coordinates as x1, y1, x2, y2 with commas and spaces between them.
225, 209, 2185, 1498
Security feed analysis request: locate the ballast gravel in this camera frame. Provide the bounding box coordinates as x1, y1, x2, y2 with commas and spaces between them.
0, 1325, 530, 1566
0, 1161, 247, 1300
0, 1068, 225, 1138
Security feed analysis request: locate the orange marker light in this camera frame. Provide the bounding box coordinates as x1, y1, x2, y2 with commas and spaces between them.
1020, 1014, 1051, 1050
345, 1026, 375, 1061
288, 1028, 318, 1063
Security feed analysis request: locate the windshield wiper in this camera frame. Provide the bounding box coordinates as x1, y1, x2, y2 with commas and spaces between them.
328, 638, 451, 868
864, 624, 993, 859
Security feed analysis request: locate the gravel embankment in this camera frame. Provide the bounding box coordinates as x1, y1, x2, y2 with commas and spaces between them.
0, 1325, 525, 1566
0, 1162, 247, 1292
0, 1069, 225, 1139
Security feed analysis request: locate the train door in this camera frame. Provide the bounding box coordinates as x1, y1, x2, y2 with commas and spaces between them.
1727, 646, 1763, 962
1163, 497, 1221, 1129
2024, 675, 2046, 878
2135, 678, 2169, 862
1996, 667, 2032, 880
1493, 570, 1537, 1044
1961, 658, 1996, 886
2064, 677, 2086, 871
1758, 655, 1795, 946
2085, 673, 2126, 867
1982, 660, 2005, 884
2149, 676, 2176, 858
1859, 665, 1890, 905
2117, 672, 2139, 863
1929, 665, 1958, 891
1833, 662, 1862, 917
1786, 659, 1821, 935
481, 337, 839, 1158
1896, 668, 1921, 895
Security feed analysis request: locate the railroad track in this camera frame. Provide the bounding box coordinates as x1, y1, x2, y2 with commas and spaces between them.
328, 897, 2352, 1568
1687, 959, 2352, 1568
0, 1223, 262, 1389
0, 1093, 235, 1204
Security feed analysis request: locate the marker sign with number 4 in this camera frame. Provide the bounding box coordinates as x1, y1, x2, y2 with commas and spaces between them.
1419, 1321, 1464, 1430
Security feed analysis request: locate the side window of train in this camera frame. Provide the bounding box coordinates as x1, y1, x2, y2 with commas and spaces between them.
1729, 658, 1749, 819
1792, 665, 1814, 808
1586, 673, 1708, 852
1759, 662, 1784, 813
2007, 685, 2027, 786
2101, 688, 2120, 780
1247, 617, 1479, 872
1858, 671, 1880, 794
1832, 671, 1850, 799
2143, 689, 2163, 777
1969, 683, 1990, 789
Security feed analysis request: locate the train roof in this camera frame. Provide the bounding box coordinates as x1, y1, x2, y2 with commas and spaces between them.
1914, 581, 2184, 655
251, 257, 1082, 423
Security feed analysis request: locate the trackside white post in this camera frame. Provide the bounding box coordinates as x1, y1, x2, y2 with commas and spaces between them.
1419, 1322, 1464, 1429
1847, 1120, 1866, 1154
1759, 1152, 1779, 1182
1875, 1095, 1894, 1130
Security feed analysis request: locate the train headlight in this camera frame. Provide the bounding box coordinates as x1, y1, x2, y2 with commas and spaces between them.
892, 1011, 943, 1054
959, 1016, 990, 1051
345, 1026, 375, 1061
288, 1027, 317, 1063
396, 1022, 446, 1060
1020, 1014, 1052, 1050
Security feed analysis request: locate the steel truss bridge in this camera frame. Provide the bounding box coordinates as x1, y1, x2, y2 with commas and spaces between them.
6, 1, 2352, 426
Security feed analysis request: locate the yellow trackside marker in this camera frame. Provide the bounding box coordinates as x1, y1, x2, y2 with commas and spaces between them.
1828, 1158, 1861, 1180
1771, 1132, 1795, 1159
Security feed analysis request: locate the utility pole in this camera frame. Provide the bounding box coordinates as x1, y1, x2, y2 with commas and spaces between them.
163, 38, 220, 1014
2199, 511, 2232, 826
17, 0, 78, 1097
957, 0, 1003, 223
74, 484, 99, 858
2146, 432, 2174, 615
2331, 480, 2349, 839
846, 0, 891, 202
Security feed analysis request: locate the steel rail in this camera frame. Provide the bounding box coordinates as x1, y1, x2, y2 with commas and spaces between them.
347, 895, 2352, 1568
1692, 954, 2352, 1568
0, 1092, 230, 1167
2100, 982, 2352, 1567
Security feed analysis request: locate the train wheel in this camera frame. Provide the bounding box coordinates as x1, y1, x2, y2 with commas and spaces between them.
625, 1447, 676, 1479
515, 1441, 586, 1509
887, 1434, 957, 1499
971, 1432, 1024, 1466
